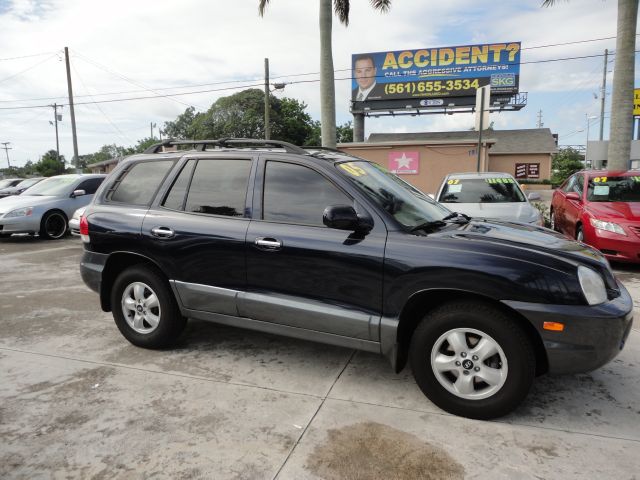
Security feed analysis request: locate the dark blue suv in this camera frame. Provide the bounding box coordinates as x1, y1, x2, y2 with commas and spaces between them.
80, 139, 633, 419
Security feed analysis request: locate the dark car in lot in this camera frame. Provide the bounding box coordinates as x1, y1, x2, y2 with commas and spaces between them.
80, 139, 633, 419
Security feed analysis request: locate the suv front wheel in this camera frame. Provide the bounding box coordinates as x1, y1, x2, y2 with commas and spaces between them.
409, 301, 535, 420
111, 265, 186, 348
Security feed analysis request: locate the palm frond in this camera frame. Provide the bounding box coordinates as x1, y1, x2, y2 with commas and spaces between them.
334, 0, 350, 26
370, 0, 391, 13
258, 0, 270, 17
541, 0, 567, 7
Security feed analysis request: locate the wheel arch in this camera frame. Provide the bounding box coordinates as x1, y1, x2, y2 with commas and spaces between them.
40, 208, 69, 236
100, 251, 167, 312
391, 289, 548, 376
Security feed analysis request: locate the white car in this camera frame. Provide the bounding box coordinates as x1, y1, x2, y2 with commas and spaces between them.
69, 206, 86, 235
436, 172, 543, 225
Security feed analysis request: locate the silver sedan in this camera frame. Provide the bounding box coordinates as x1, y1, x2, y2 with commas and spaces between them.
0, 174, 106, 239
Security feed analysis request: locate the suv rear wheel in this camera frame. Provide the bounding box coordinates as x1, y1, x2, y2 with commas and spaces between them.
409, 301, 535, 420
111, 265, 186, 348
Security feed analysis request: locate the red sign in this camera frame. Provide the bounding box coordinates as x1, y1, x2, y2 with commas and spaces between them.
388, 151, 419, 175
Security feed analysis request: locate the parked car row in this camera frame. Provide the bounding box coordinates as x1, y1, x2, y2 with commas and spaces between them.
0, 174, 106, 239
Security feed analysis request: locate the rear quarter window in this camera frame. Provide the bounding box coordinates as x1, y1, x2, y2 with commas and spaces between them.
107, 160, 174, 205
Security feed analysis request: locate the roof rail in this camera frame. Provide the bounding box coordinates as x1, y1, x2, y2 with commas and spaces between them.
217, 138, 308, 155
143, 138, 308, 155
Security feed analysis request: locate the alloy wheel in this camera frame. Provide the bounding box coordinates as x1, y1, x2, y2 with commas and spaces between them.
121, 281, 162, 334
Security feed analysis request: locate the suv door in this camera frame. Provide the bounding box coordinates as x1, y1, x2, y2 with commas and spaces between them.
240, 156, 387, 341
141, 154, 255, 317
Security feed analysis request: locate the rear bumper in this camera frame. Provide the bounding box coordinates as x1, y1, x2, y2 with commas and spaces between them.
80, 250, 108, 295
503, 283, 634, 374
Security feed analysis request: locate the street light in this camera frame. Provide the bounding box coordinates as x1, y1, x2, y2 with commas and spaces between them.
585, 114, 598, 168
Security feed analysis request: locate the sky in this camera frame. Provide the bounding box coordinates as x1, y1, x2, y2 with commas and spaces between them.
0, 0, 635, 168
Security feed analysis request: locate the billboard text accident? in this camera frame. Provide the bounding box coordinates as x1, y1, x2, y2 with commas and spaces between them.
352, 42, 521, 103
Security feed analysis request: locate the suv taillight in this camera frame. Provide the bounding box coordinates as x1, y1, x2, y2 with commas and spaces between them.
79, 215, 90, 243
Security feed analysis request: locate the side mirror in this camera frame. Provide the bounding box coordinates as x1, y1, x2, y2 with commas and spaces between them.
566, 192, 581, 202
71, 189, 86, 198
527, 192, 541, 201
323, 205, 372, 232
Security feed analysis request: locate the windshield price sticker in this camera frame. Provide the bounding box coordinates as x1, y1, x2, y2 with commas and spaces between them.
593, 185, 610, 196
486, 178, 514, 184
631, 176, 640, 182
593, 177, 608, 183
339, 163, 367, 177
447, 179, 460, 185
448, 184, 462, 193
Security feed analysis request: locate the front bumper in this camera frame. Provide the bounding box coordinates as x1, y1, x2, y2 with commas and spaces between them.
0, 215, 41, 235
503, 283, 634, 374
588, 228, 640, 264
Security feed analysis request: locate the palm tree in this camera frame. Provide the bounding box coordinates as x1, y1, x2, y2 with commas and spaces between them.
543, 0, 638, 170
259, 0, 391, 148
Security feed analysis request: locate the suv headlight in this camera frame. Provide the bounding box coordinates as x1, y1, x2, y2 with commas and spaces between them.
577, 266, 607, 305
4, 206, 33, 218
589, 218, 626, 236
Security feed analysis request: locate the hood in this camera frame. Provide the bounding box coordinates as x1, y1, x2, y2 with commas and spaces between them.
443, 219, 610, 271
446, 202, 540, 224
0, 195, 58, 215
585, 201, 640, 222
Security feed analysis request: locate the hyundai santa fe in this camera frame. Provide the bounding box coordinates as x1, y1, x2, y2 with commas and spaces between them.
79, 139, 633, 419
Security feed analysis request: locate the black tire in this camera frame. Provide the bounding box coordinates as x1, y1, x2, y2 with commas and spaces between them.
39, 210, 68, 240
111, 265, 186, 349
0, 233, 10, 239
409, 301, 535, 420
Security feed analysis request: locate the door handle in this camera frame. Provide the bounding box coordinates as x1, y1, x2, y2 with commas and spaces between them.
151, 226, 175, 238
255, 237, 282, 250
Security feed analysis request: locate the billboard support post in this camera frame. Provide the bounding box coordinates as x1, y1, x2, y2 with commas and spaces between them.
476, 85, 490, 172
353, 113, 365, 142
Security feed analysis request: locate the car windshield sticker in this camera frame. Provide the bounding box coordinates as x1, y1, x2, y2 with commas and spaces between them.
593, 176, 608, 183
593, 185, 610, 196
485, 178, 515, 184
339, 163, 367, 177
631, 176, 640, 182
447, 179, 460, 185
448, 184, 462, 193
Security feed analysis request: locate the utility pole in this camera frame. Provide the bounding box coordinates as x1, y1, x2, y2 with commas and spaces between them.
64, 47, 80, 172
150, 122, 156, 140
264, 58, 271, 140
1, 142, 11, 169
536, 110, 544, 128
50, 103, 62, 160
599, 49, 608, 141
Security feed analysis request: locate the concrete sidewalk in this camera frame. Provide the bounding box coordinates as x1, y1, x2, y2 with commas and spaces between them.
1, 237, 639, 479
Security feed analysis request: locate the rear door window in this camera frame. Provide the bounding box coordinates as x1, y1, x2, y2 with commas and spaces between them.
183, 159, 251, 217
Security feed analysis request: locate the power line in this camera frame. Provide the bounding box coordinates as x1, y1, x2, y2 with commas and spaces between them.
0, 51, 59, 62
0, 53, 59, 86
0, 49, 637, 111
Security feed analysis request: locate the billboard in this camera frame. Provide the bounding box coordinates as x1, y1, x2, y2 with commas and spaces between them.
352, 42, 521, 105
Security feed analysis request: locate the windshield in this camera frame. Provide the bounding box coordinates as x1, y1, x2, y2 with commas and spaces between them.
336, 161, 450, 228
0, 179, 17, 189
587, 175, 640, 202
439, 177, 526, 203
22, 176, 77, 196
15, 178, 42, 189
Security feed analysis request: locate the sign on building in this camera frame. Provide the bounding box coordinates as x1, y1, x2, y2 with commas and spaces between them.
352, 42, 521, 111
634, 88, 640, 116
515, 163, 540, 179
388, 151, 419, 174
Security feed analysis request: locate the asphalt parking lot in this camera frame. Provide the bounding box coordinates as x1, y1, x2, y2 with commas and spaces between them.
1, 236, 639, 479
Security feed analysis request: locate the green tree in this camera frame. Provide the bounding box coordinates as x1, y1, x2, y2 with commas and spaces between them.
133, 137, 160, 153
259, 0, 391, 148
35, 150, 67, 177
81, 144, 134, 165
164, 89, 319, 145
307, 120, 353, 145
543, 0, 638, 170
551, 147, 584, 185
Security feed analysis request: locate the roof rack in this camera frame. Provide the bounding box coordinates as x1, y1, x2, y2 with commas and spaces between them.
143, 138, 308, 155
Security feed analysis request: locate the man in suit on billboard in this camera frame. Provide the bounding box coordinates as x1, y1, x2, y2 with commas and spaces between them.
352, 54, 385, 101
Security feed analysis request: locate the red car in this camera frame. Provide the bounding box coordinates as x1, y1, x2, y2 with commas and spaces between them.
551, 170, 640, 263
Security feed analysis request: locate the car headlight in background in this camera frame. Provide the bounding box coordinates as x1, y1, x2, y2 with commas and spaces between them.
589, 218, 626, 236
4, 207, 33, 218
577, 266, 608, 305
